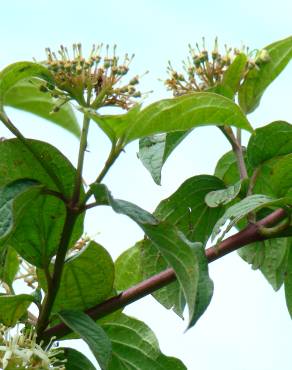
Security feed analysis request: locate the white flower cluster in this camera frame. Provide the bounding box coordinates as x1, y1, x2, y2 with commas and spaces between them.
0, 325, 65, 369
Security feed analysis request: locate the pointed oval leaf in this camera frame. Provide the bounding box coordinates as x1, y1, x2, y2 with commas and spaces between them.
138, 131, 189, 185
239, 36, 292, 113
125, 92, 252, 143
0, 62, 53, 107
58, 310, 112, 370
4, 80, 80, 137
0, 138, 82, 196
39, 241, 114, 312
0, 294, 34, 326
137, 74, 249, 185
101, 313, 187, 370
141, 175, 224, 317
90, 183, 203, 327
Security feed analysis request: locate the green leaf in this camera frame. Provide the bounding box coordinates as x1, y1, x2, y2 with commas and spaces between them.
212, 194, 286, 242
56, 348, 96, 370
188, 243, 214, 327
7, 191, 75, 268
247, 121, 292, 167
141, 175, 223, 317
0, 247, 19, 288
153, 175, 225, 244
284, 242, 292, 317
221, 53, 248, 96
138, 134, 167, 185
144, 225, 199, 328
58, 310, 112, 370
0, 62, 53, 108
0, 294, 34, 326
137, 73, 250, 185
0, 179, 40, 242
239, 36, 292, 113
4, 80, 80, 137
138, 131, 189, 185
214, 149, 254, 187
0, 139, 84, 267
239, 237, 290, 291
205, 180, 242, 207
0, 138, 80, 196
254, 154, 292, 198
115, 242, 143, 291
85, 104, 141, 143
214, 150, 240, 184
125, 92, 253, 143
101, 313, 186, 370
39, 241, 114, 312
90, 183, 202, 327
141, 239, 185, 317
90, 184, 158, 226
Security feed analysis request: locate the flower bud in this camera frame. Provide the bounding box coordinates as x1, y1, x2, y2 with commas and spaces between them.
255, 49, 271, 64
129, 76, 139, 85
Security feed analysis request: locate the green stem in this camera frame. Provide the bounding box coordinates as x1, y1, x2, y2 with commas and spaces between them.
258, 213, 291, 237
247, 167, 261, 223
71, 114, 91, 205
84, 142, 122, 203
219, 125, 248, 180
36, 209, 78, 337
0, 111, 65, 192
236, 128, 242, 145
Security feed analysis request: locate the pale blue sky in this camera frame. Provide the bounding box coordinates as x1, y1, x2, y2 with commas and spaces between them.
1, 1, 292, 369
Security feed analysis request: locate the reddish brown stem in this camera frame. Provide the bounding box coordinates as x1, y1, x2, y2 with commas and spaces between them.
41, 208, 287, 342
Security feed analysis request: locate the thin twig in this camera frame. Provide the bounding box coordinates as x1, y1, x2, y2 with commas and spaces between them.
219, 125, 248, 180
71, 114, 91, 204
